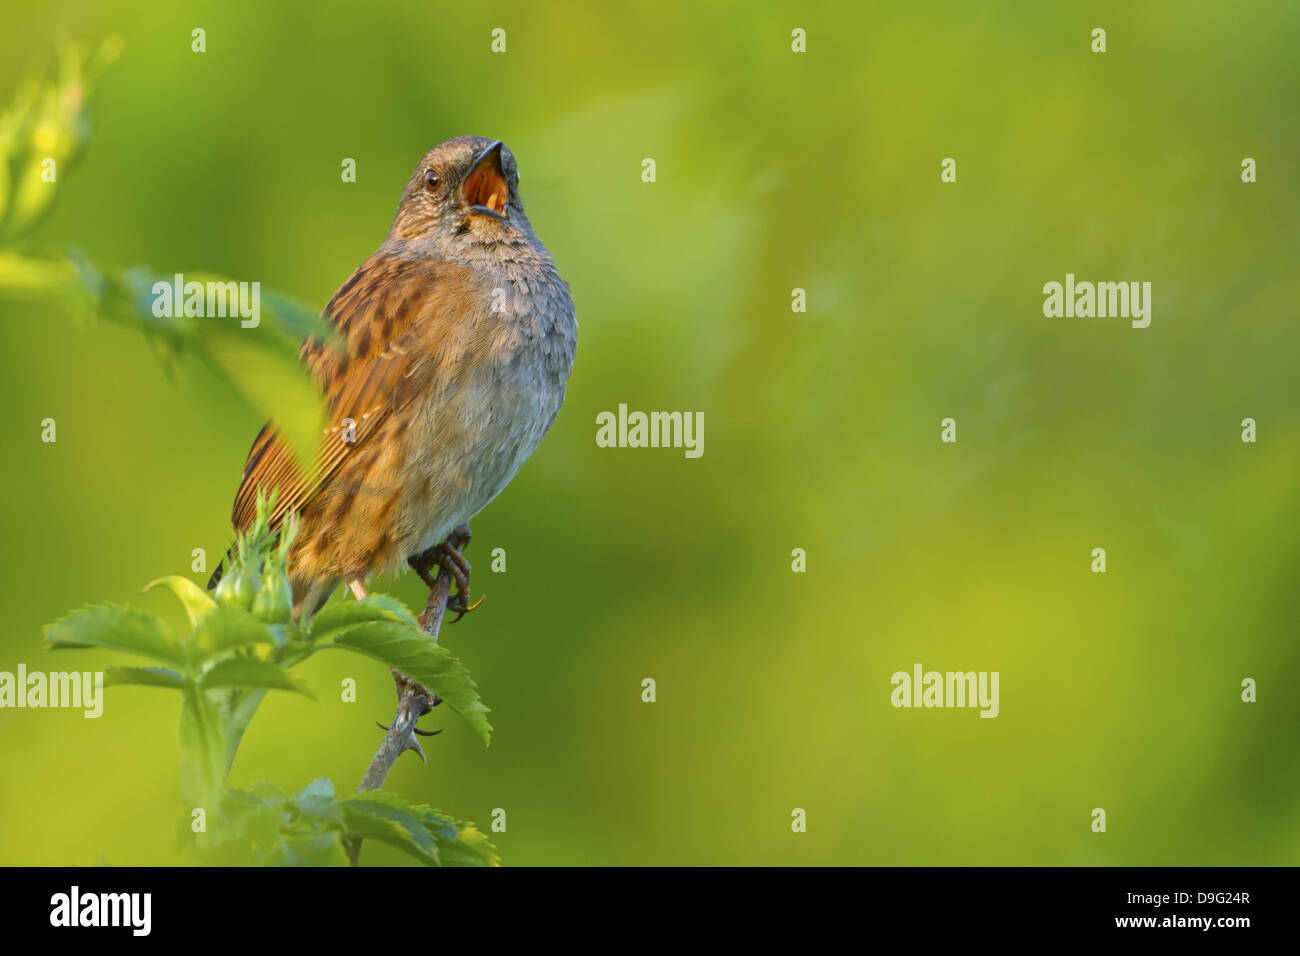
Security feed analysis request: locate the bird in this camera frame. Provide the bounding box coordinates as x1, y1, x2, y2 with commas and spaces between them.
209, 136, 576, 624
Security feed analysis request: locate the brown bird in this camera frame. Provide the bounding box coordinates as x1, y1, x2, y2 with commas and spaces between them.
212, 136, 576, 622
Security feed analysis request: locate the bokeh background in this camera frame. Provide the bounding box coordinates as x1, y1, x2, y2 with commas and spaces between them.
1, 0, 1297, 865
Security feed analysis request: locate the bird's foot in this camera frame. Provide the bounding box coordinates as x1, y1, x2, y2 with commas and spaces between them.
408, 523, 482, 626
446, 590, 485, 623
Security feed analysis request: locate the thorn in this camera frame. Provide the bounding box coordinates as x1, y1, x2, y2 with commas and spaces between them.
401, 737, 427, 765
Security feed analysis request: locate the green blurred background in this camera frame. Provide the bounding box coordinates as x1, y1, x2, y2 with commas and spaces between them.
1, 0, 1297, 865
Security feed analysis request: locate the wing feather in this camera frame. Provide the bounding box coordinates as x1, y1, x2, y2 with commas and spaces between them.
229, 252, 472, 533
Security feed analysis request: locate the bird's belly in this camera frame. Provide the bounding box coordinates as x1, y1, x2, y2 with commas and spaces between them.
398, 349, 565, 559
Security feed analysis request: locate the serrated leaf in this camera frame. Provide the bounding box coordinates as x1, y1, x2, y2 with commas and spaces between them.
321, 622, 491, 744
220, 786, 288, 856
308, 594, 418, 639
341, 793, 439, 866
343, 792, 499, 867
188, 784, 293, 865
200, 657, 314, 698
246, 780, 291, 803
434, 821, 500, 867
45, 603, 185, 667
293, 777, 341, 824
294, 776, 334, 802
404, 802, 500, 866
103, 665, 184, 689
143, 575, 216, 628
190, 605, 277, 662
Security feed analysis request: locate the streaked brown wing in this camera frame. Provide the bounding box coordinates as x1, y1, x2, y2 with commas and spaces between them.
230, 252, 475, 533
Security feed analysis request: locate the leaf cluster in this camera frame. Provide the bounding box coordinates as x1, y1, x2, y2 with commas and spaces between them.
44, 493, 493, 865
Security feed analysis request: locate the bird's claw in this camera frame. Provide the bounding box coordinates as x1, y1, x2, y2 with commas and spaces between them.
447, 592, 485, 624
409, 524, 480, 625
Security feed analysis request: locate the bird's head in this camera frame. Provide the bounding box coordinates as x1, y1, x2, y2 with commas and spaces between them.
389, 136, 532, 250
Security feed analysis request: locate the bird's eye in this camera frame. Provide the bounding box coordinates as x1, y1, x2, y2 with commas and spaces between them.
424, 170, 440, 190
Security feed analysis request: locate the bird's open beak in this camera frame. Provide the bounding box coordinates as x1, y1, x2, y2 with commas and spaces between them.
463, 141, 509, 219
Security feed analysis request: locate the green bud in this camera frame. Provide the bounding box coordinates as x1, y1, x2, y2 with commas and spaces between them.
252, 566, 293, 623
214, 560, 259, 612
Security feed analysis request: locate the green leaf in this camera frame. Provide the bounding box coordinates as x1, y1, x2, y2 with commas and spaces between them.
308, 594, 419, 639
91, 265, 331, 472
292, 777, 342, 825
294, 776, 334, 802
341, 792, 499, 867
433, 821, 500, 867
199, 784, 289, 861
103, 665, 184, 689
403, 802, 500, 866
246, 780, 292, 803
321, 622, 491, 745
143, 575, 216, 629
341, 793, 439, 866
200, 657, 314, 698
226, 688, 268, 769
269, 831, 350, 867
273, 640, 316, 669
190, 605, 277, 662
192, 317, 325, 475
45, 603, 185, 667
10, 248, 334, 466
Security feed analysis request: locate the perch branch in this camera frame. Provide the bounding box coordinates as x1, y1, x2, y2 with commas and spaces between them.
347, 527, 467, 865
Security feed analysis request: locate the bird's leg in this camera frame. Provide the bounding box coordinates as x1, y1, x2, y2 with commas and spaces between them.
440, 524, 483, 622
406, 548, 446, 631
406, 547, 441, 589
348, 579, 369, 601
408, 523, 482, 625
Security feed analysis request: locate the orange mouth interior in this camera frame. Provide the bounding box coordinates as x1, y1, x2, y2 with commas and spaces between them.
464, 164, 508, 214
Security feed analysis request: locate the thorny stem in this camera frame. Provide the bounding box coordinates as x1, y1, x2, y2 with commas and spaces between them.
346, 528, 466, 865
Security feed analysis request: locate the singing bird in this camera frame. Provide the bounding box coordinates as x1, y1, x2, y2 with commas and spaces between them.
212, 137, 576, 622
